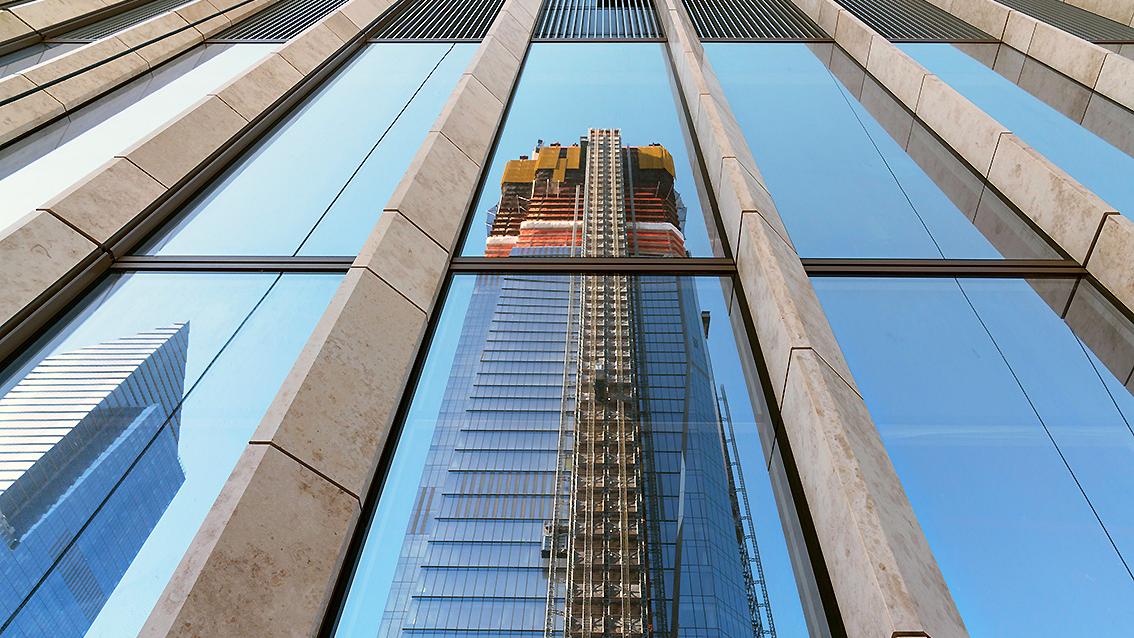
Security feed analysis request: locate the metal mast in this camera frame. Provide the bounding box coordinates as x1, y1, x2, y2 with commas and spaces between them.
718, 386, 778, 638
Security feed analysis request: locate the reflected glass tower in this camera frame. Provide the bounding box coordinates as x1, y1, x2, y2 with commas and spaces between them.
0, 324, 189, 637
379, 130, 773, 636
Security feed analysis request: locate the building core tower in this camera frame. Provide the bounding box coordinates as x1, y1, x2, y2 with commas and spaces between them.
378, 130, 773, 637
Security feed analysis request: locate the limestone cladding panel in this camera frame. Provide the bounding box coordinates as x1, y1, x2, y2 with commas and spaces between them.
138, 444, 359, 638
8, 0, 108, 34
666, 0, 969, 633
139, 1, 537, 634
1087, 214, 1134, 315
0, 11, 37, 48
38, 156, 167, 245
0, 0, 288, 148
782, 350, 969, 638
0, 211, 99, 333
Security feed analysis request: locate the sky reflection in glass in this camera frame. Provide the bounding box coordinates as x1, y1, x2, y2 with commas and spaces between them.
904, 43, 1134, 218
708, 43, 1052, 259
459, 43, 717, 258
814, 276, 1134, 636
0, 44, 273, 234
142, 43, 473, 257
0, 272, 339, 637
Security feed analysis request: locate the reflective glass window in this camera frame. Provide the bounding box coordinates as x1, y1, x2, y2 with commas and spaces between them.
0, 44, 274, 233
141, 43, 474, 257
814, 276, 1134, 635
459, 43, 718, 258
0, 42, 81, 79
904, 43, 1134, 217
708, 42, 1057, 259
330, 274, 811, 637
0, 272, 340, 637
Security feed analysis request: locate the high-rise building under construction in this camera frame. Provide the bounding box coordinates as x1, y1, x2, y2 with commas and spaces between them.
378, 130, 773, 636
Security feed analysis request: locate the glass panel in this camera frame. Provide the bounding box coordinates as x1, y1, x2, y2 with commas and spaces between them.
459, 43, 718, 258
0, 42, 81, 80
141, 43, 474, 257
0, 44, 274, 234
708, 42, 1058, 259
331, 274, 811, 637
0, 272, 340, 637
904, 43, 1134, 218
941, 43, 1134, 160
813, 276, 1134, 636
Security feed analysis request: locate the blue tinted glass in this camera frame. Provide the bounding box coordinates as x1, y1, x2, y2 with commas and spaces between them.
459, 43, 717, 258
0, 44, 273, 234
904, 43, 1134, 217
814, 276, 1134, 636
142, 43, 474, 257
708, 42, 1055, 259
0, 272, 340, 637
333, 275, 811, 637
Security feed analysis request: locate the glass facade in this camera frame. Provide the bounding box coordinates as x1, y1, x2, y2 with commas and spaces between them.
814, 276, 1134, 635
0, 44, 274, 233
333, 118, 811, 637
4, 0, 1134, 635
459, 43, 719, 258
0, 272, 339, 637
334, 271, 808, 637
141, 43, 474, 257
709, 42, 1058, 259
905, 43, 1134, 217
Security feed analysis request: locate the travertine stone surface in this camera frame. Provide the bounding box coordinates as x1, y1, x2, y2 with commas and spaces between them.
833, 10, 874, 62
430, 74, 503, 165
865, 35, 927, 110
1002, 10, 1037, 50
1028, 21, 1107, 86
1095, 52, 1134, 112
213, 52, 303, 121
0, 211, 98, 332
487, 8, 529, 59
781, 350, 968, 638
0, 12, 36, 46
354, 212, 448, 312
717, 157, 791, 255
464, 35, 520, 103
175, 0, 232, 39
277, 22, 346, 76
1064, 0, 1134, 23
1087, 214, 1134, 314
251, 268, 428, 498
0, 73, 65, 145
384, 132, 481, 251
734, 214, 856, 404
8, 0, 105, 32
986, 133, 1112, 262
139, 444, 359, 638
38, 157, 166, 244
694, 92, 759, 193
22, 38, 148, 110
915, 75, 1008, 176
114, 12, 204, 68
118, 95, 248, 188
339, 0, 395, 29
949, 0, 1010, 35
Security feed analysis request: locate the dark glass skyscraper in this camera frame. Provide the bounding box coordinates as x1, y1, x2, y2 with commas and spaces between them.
378, 130, 770, 636
0, 324, 189, 637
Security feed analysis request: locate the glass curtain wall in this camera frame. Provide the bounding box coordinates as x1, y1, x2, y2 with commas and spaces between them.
904, 43, 1134, 218
813, 275, 1134, 635
0, 18, 467, 638
0, 44, 274, 233
329, 38, 816, 638
708, 42, 1059, 260
140, 42, 475, 258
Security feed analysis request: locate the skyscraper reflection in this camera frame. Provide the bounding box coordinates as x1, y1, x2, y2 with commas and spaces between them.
378, 130, 775, 636
0, 324, 189, 636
